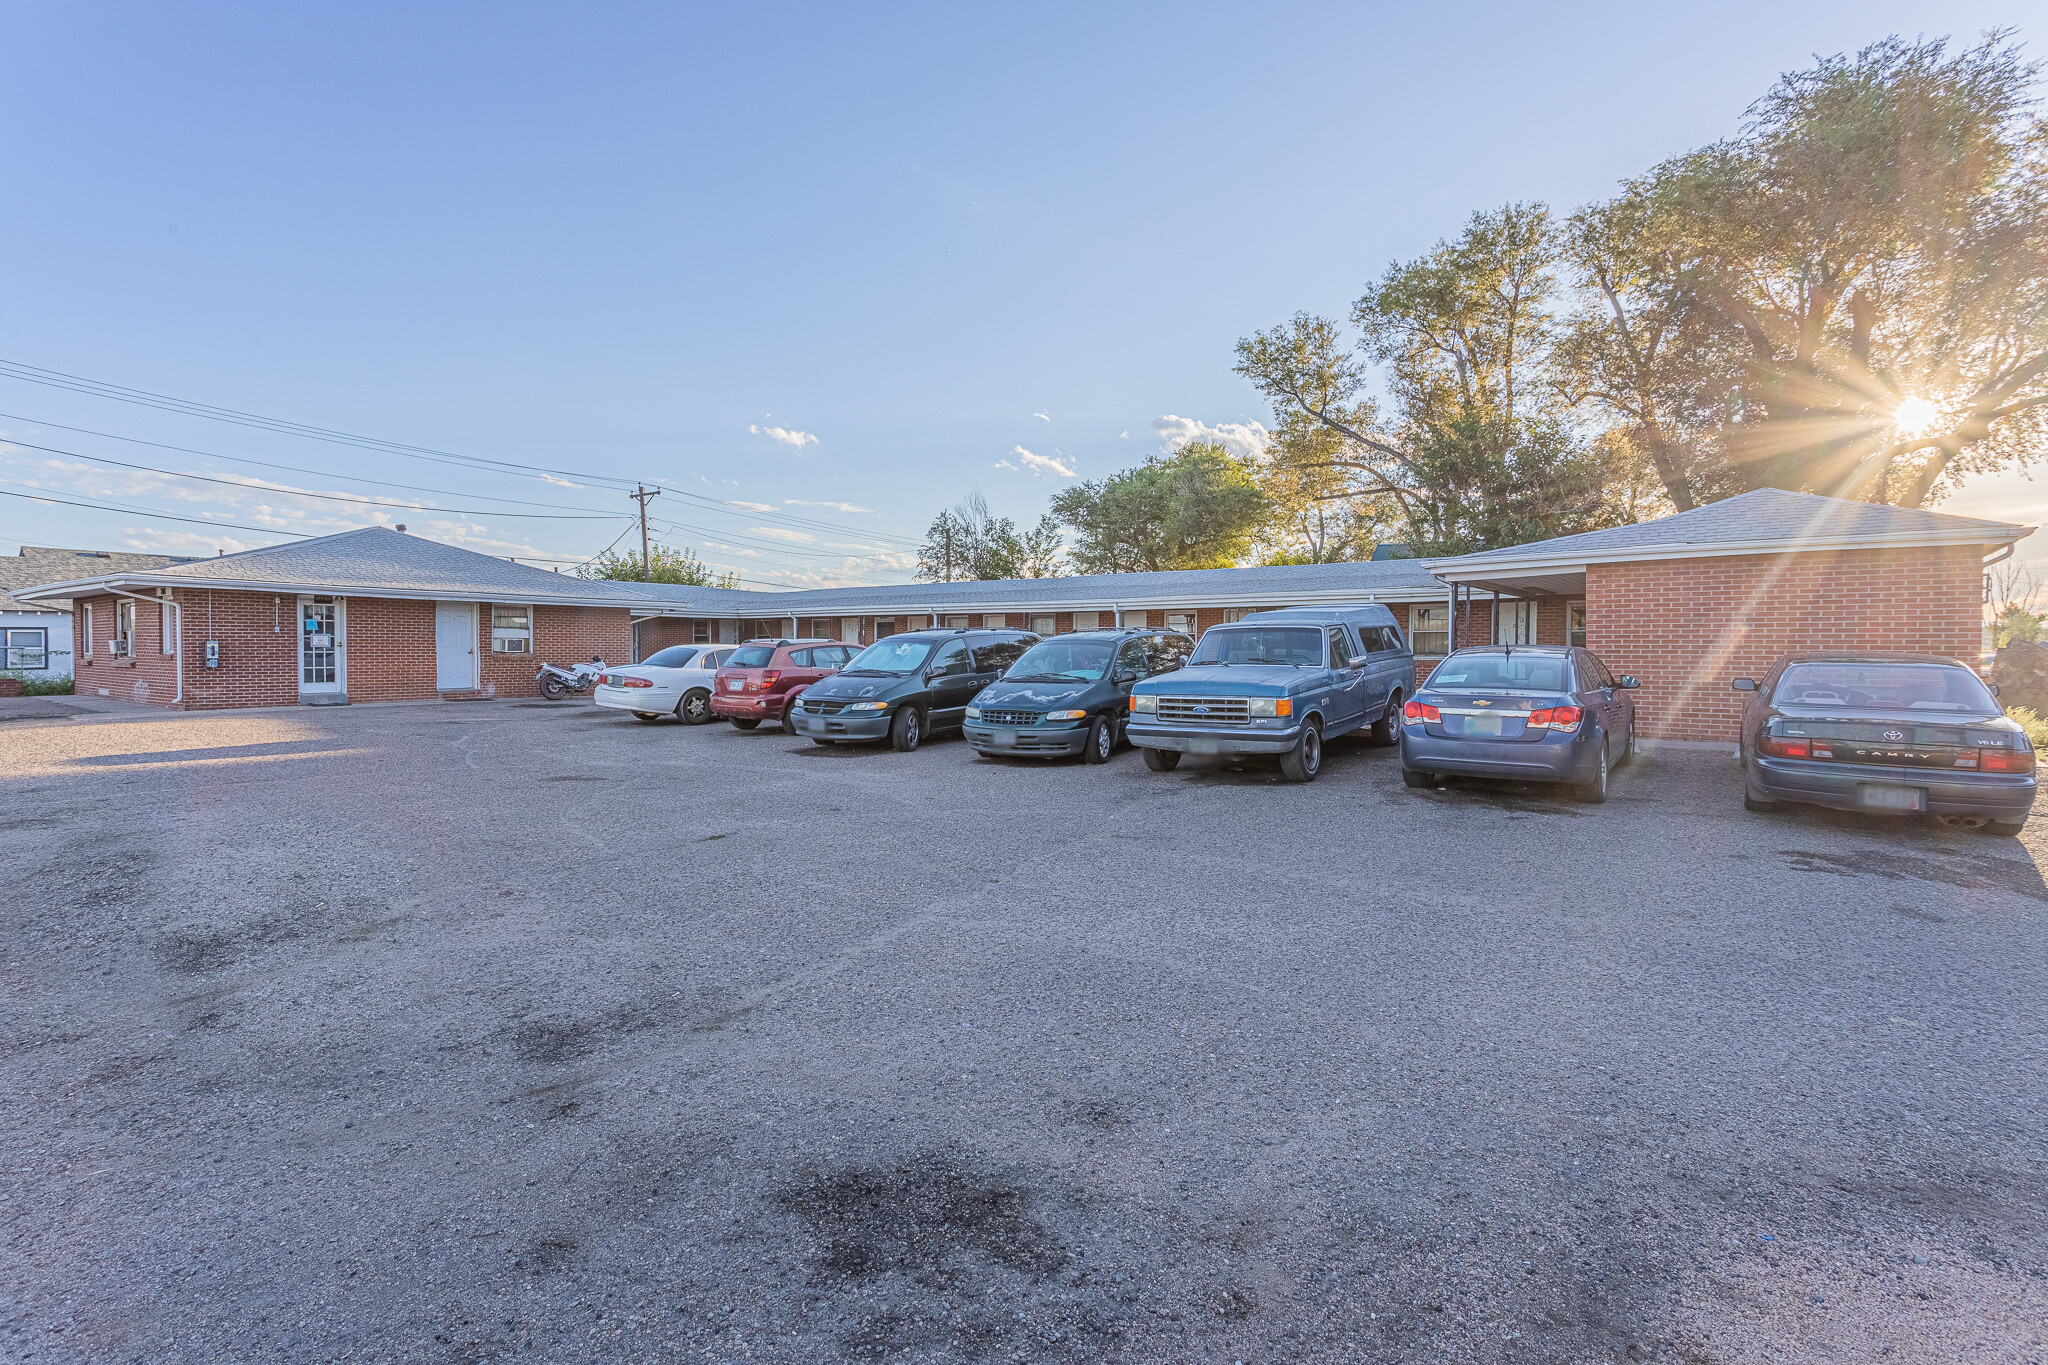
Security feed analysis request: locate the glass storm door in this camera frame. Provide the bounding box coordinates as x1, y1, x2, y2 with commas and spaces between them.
299, 596, 343, 695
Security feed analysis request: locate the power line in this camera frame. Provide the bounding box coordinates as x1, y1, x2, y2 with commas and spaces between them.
0, 410, 631, 515
2, 438, 634, 520
0, 482, 316, 539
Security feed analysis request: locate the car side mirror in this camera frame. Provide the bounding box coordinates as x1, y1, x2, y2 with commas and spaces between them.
1731, 678, 1758, 692
1112, 669, 1135, 686
1991, 683, 2001, 697
1618, 675, 1639, 689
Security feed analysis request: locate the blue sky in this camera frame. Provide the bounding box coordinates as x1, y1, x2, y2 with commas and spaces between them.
1, 2, 2041, 586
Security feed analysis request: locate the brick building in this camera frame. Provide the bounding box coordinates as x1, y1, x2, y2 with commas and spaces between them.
19, 527, 644, 709
1427, 488, 2031, 744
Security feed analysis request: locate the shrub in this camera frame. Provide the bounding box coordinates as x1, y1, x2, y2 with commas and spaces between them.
1, 671, 74, 696
2006, 705, 2048, 750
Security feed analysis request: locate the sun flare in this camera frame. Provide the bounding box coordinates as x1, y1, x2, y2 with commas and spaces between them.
1892, 396, 1940, 436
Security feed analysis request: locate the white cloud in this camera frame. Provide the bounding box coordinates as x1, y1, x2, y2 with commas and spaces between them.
992, 459, 1019, 471
540, 473, 581, 488
1153, 414, 1271, 460
731, 500, 776, 512
785, 499, 876, 514
750, 424, 818, 450
748, 525, 817, 543
1008, 445, 1077, 478
1119, 430, 1129, 439
1033, 412, 1051, 423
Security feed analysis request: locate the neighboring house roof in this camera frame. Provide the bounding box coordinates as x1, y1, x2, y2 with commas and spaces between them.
627, 557, 1448, 617
0, 545, 197, 612
1428, 488, 2030, 583
12, 527, 660, 609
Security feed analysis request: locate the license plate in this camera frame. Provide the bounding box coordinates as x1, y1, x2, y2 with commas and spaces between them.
988, 731, 1013, 746
1463, 714, 1503, 736
1189, 737, 1221, 754
726, 680, 743, 691
1859, 784, 1924, 811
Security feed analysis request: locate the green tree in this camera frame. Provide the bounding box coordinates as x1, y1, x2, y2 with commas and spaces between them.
1051, 442, 1268, 573
918, 493, 1058, 581
578, 542, 735, 587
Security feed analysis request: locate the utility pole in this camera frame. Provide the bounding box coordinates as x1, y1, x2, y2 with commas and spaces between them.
630, 484, 661, 579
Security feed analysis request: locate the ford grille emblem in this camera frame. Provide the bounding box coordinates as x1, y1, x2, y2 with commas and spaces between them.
1882, 728, 1904, 741
1191, 705, 1211, 714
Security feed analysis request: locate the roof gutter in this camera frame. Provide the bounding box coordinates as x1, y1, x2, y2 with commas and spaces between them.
13, 573, 647, 611
622, 584, 1448, 619
1426, 527, 2036, 581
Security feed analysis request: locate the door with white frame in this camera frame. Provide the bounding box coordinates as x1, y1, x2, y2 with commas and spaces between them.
435, 602, 477, 691
1495, 599, 1537, 646
298, 596, 346, 699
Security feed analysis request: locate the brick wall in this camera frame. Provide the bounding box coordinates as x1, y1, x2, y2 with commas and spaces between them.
345, 597, 439, 702
72, 591, 188, 706
1588, 546, 1990, 743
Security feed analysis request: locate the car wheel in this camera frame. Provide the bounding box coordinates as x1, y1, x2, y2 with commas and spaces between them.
1989, 818, 2028, 837
1141, 746, 1180, 772
679, 689, 712, 725
632, 711, 663, 722
889, 707, 922, 752
780, 694, 804, 735
730, 718, 762, 731
1279, 720, 1323, 783
1402, 768, 1439, 788
1571, 738, 1609, 803
1370, 692, 1401, 746
1083, 715, 1114, 764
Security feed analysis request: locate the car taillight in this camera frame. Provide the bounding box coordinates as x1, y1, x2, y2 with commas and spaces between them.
1403, 700, 1440, 724
1981, 747, 2035, 773
748, 670, 781, 692
621, 676, 652, 688
1761, 735, 1812, 759
1527, 704, 1584, 732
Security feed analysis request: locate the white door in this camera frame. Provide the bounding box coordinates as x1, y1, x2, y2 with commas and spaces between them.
298, 596, 344, 697
435, 602, 477, 690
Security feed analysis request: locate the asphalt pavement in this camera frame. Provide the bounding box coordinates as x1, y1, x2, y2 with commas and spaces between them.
2, 697, 2044, 1364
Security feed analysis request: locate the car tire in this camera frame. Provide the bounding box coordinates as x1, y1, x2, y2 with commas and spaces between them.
1402, 768, 1439, 788
1571, 738, 1609, 803
1083, 715, 1114, 764
1989, 818, 2028, 837
1142, 746, 1180, 772
889, 707, 922, 752
679, 690, 712, 725
1370, 692, 1401, 746
780, 694, 804, 736
730, 718, 762, 731
1279, 720, 1323, 783
632, 711, 663, 722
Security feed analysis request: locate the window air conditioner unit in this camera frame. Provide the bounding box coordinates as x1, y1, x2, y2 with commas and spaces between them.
111, 637, 132, 658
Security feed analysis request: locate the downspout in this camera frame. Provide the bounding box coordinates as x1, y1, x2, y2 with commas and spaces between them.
172, 592, 183, 706
1111, 602, 1121, 628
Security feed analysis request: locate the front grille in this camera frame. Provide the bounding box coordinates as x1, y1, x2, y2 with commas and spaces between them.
804, 699, 847, 715
979, 709, 1039, 727
1155, 696, 1252, 725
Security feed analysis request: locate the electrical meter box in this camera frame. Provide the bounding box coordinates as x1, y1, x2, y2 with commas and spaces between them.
204, 640, 221, 669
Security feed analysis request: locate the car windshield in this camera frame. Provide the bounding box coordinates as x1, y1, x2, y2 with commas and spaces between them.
641, 646, 702, 668
726, 645, 776, 668
1188, 627, 1323, 667
1431, 652, 1572, 691
1773, 662, 1996, 712
844, 638, 934, 675
1005, 638, 1116, 681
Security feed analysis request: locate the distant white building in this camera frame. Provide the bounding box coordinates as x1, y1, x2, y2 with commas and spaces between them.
0, 546, 196, 682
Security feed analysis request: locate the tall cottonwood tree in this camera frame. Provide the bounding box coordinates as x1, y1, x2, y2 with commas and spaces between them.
1050, 442, 1267, 573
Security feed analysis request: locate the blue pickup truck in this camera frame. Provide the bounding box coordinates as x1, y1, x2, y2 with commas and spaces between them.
1125, 605, 1414, 782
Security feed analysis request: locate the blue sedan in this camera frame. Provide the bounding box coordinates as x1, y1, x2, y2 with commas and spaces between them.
1399, 646, 1639, 803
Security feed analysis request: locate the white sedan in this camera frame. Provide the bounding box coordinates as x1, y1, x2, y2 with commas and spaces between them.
593, 645, 734, 724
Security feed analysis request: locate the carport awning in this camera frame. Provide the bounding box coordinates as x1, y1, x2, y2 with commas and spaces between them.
1440, 569, 1587, 598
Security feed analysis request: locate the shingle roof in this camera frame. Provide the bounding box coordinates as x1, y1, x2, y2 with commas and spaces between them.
1432, 488, 2029, 573
12, 527, 658, 608
0, 546, 197, 612
628, 557, 1447, 616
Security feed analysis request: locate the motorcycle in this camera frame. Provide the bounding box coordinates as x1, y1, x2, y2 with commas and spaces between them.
537, 656, 607, 701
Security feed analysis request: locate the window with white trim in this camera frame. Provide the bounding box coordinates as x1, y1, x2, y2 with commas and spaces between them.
114, 600, 135, 655
982, 612, 1005, 628
491, 605, 533, 654
693, 619, 710, 643
1071, 611, 1099, 631
944, 615, 969, 629
1566, 601, 1587, 648
1028, 614, 1056, 636
82, 604, 94, 656
160, 600, 177, 653
1409, 605, 1449, 656
2, 627, 48, 670
1165, 612, 1194, 638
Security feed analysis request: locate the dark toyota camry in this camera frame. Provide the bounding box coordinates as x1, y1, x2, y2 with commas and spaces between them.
1736, 652, 2035, 833
1400, 645, 1639, 803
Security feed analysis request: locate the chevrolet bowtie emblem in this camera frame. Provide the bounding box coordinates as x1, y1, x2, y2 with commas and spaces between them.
1474, 699, 1492, 706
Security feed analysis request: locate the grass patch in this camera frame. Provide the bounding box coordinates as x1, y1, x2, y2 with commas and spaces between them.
2007, 705, 2048, 749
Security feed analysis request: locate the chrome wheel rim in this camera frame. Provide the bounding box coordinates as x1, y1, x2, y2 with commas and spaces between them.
1304, 730, 1320, 773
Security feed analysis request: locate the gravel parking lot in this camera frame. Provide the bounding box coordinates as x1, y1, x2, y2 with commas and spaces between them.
3, 696, 2045, 1364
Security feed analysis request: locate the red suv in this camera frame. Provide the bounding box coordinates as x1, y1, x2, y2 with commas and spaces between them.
710, 638, 854, 733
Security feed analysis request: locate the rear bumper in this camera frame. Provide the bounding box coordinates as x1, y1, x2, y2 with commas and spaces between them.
1400, 728, 1600, 782
1750, 756, 2036, 817
793, 709, 891, 740
711, 692, 789, 720
595, 685, 679, 713
965, 721, 1090, 756
1127, 720, 1300, 755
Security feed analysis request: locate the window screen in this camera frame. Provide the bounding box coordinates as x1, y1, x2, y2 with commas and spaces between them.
491, 605, 533, 654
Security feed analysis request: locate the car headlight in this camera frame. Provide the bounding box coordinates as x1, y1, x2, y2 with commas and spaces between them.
1130, 694, 1158, 713
1044, 709, 1086, 721
1246, 696, 1293, 717
964, 706, 980, 720
845, 700, 888, 711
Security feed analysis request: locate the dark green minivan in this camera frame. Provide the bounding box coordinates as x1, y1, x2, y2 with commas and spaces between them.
790, 627, 1038, 751
963, 629, 1195, 762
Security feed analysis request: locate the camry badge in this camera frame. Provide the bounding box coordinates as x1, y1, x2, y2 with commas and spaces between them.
1883, 729, 1904, 741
